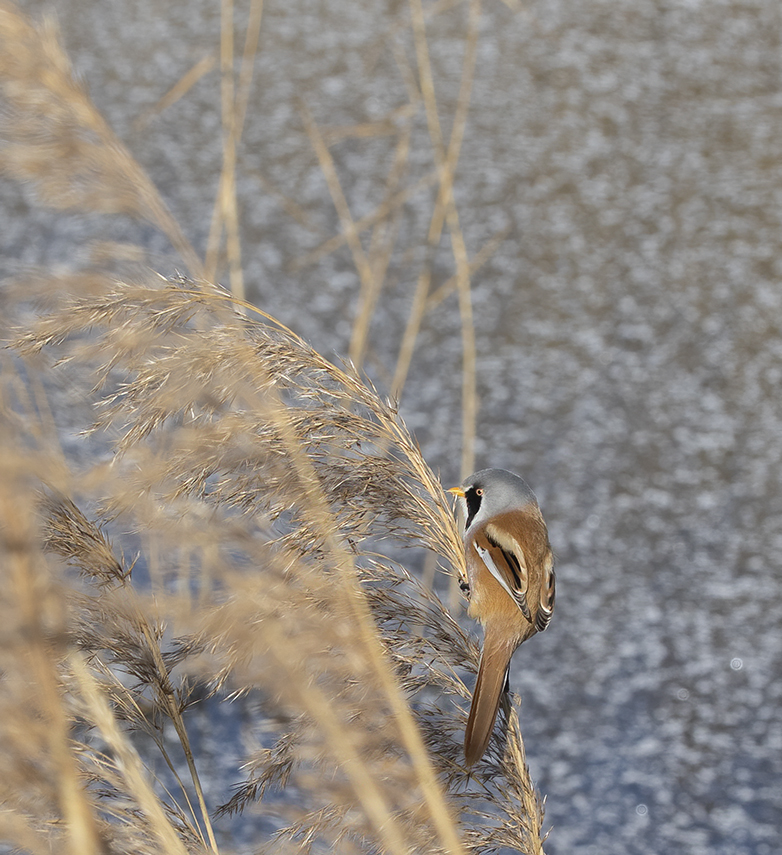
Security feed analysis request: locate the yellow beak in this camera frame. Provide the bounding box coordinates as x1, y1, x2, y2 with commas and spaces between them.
447, 487, 466, 498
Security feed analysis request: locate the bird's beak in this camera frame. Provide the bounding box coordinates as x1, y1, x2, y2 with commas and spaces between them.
447, 487, 466, 498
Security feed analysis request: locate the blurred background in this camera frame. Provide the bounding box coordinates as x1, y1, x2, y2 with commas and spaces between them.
2, 0, 781, 853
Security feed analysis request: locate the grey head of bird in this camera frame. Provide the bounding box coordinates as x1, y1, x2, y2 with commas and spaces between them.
450, 468, 539, 532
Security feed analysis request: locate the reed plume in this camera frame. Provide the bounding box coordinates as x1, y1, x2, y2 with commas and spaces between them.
0, 2, 549, 853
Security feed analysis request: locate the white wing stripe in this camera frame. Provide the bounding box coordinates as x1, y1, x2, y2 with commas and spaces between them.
473, 541, 524, 614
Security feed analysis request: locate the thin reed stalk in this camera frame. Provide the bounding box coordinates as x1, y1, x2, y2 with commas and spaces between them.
349, 122, 411, 370
134, 54, 217, 133
408, 0, 478, 479
0, 3, 202, 277
205, 0, 263, 292
291, 170, 437, 273
298, 100, 381, 369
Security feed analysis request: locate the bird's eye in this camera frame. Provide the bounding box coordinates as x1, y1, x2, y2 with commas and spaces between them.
475, 488, 484, 496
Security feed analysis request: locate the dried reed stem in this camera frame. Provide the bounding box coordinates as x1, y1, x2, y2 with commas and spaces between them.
205, 0, 262, 293
69, 654, 192, 855
133, 53, 216, 132
426, 226, 509, 311
220, 298, 466, 854
291, 170, 437, 272
392, 267, 431, 400
505, 707, 547, 855
2, 477, 103, 855
349, 121, 411, 370
219, 0, 244, 299
298, 101, 380, 369
0, 3, 203, 276
427, 0, 482, 245
138, 620, 219, 853
408, 0, 478, 479
235, 0, 265, 137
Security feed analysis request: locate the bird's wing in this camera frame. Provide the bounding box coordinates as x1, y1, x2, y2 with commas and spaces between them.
472, 532, 532, 621
536, 554, 555, 632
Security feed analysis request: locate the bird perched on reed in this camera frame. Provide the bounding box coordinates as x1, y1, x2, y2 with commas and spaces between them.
449, 469, 555, 765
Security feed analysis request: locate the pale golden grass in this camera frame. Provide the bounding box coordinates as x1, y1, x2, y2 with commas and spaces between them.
133, 54, 217, 133
407, 0, 478, 482
0, 2, 202, 278
205, 0, 264, 295
299, 100, 383, 371
0, 2, 548, 853
290, 0, 497, 488
290, 170, 438, 274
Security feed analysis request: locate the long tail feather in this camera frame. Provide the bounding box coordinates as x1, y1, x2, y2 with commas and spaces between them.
464, 630, 515, 765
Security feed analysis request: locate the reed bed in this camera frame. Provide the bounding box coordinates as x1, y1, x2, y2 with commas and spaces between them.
0, 2, 549, 853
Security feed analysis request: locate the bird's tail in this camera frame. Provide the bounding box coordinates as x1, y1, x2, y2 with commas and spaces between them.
464, 628, 515, 766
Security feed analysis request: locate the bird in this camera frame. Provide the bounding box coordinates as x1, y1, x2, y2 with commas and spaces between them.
448, 468, 555, 766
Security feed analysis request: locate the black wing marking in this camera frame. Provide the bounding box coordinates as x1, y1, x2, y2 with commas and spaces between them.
535, 557, 555, 632
484, 531, 532, 622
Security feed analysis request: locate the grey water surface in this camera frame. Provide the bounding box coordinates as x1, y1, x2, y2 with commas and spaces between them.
3, 1, 782, 853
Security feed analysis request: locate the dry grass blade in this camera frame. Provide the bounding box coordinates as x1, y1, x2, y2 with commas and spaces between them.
298, 100, 381, 369
0, 441, 104, 855
319, 104, 418, 144
69, 655, 192, 855
290, 170, 437, 272
133, 53, 217, 132
406, 0, 478, 478
348, 120, 412, 371
427, 0, 482, 245
392, 266, 431, 400
0, 3, 202, 276
393, 226, 508, 401
426, 227, 509, 311
204, 0, 263, 293
235, 0, 265, 137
